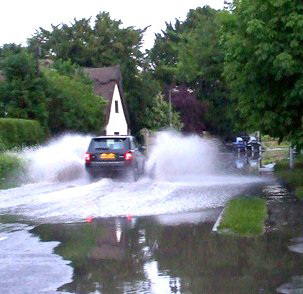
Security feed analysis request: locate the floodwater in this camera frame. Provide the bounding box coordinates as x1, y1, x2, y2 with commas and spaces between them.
1, 133, 303, 293
1, 178, 303, 294
26, 181, 303, 294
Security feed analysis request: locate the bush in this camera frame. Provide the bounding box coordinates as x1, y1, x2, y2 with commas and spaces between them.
0, 153, 24, 189
275, 155, 303, 193
274, 158, 289, 171
0, 118, 45, 150
0, 51, 49, 128
276, 169, 303, 191
296, 187, 303, 200
44, 69, 106, 134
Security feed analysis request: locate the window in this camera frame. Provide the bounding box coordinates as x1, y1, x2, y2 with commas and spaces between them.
90, 138, 127, 150
115, 101, 119, 113
114, 132, 119, 135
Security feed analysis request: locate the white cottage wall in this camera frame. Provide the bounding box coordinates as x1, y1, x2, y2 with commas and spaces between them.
105, 84, 128, 135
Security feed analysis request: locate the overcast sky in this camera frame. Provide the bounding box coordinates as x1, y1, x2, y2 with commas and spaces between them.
0, 0, 224, 50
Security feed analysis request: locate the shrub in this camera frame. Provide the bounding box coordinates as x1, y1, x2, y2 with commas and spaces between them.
296, 187, 303, 200
276, 169, 303, 189
44, 69, 106, 134
0, 51, 49, 128
274, 159, 289, 171
0, 153, 24, 189
0, 118, 45, 150
275, 155, 303, 191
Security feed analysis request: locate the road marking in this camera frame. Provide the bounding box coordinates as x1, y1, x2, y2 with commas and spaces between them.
212, 208, 225, 232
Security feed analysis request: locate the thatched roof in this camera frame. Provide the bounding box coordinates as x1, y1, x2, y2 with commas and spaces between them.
84, 66, 130, 127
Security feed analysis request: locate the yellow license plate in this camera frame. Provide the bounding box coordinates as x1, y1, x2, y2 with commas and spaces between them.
101, 153, 116, 160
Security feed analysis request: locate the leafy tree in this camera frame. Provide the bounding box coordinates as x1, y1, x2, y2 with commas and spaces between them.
28, 18, 94, 66
28, 12, 149, 133
148, 7, 234, 135
176, 7, 232, 135
127, 70, 161, 134
148, 20, 183, 86
0, 52, 106, 134
222, 0, 303, 149
142, 93, 183, 131
51, 59, 92, 85
44, 68, 106, 134
0, 51, 49, 128
0, 43, 25, 68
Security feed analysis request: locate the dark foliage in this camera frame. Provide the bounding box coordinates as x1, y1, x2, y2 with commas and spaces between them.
167, 85, 206, 133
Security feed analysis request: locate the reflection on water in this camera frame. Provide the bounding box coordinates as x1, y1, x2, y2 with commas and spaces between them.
221, 152, 262, 175
26, 155, 303, 294
32, 208, 303, 294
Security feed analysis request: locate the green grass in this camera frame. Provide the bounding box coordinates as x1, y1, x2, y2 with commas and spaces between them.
275, 168, 303, 188
262, 149, 288, 165
261, 135, 290, 149
219, 197, 267, 237
262, 158, 274, 165
274, 155, 303, 200
0, 153, 24, 189
275, 154, 303, 200
295, 187, 303, 200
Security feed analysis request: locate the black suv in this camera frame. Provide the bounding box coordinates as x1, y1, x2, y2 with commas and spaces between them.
85, 136, 145, 180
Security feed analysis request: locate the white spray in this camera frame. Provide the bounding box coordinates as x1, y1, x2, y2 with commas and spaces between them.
16, 131, 258, 186
146, 131, 219, 181
21, 134, 91, 183
1, 131, 266, 222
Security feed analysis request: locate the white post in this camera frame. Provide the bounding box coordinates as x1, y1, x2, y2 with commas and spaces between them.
289, 146, 295, 169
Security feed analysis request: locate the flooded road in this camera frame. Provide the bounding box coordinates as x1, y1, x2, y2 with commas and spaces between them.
31, 209, 303, 294
1, 177, 303, 294
2, 176, 303, 294
1, 133, 303, 293
0, 174, 265, 223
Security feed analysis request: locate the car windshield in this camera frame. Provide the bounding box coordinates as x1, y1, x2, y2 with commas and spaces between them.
90, 138, 129, 150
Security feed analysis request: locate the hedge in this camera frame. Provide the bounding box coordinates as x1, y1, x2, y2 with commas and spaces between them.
0, 118, 45, 150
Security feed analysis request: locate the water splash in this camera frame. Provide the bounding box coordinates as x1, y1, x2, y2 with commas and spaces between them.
14, 130, 262, 187
21, 134, 91, 183
0, 131, 270, 223
146, 131, 219, 181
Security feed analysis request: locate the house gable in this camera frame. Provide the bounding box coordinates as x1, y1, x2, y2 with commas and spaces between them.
106, 84, 128, 135
84, 66, 130, 135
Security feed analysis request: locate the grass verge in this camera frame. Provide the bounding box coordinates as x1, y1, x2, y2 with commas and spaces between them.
295, 187, 303, 200
275, 168, 303, 188
275, 154, 303, 200
0, 153, 24, 189
262, 149, 288, 165
219, 197, 267, 237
